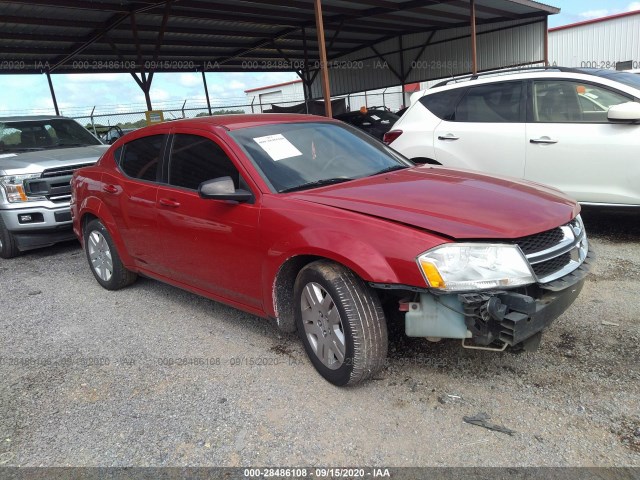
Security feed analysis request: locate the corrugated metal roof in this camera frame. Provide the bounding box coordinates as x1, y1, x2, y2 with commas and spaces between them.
0, 0, 558, 74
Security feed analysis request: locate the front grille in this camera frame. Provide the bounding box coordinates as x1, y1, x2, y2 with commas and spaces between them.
508, 218, 588, 284
514, 227, 564, 255
531, 252, 572, 279
41, 163, 94, 178
36, 163, 94, 202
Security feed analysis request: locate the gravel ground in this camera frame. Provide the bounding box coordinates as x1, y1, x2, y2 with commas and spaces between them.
0, 209, 638, 467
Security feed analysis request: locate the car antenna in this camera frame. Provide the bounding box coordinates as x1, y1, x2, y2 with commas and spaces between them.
447, 66, 457, 83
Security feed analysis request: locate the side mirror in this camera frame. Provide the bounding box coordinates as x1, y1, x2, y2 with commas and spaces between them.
608, 102, 640, 124
198, 176, 252, 203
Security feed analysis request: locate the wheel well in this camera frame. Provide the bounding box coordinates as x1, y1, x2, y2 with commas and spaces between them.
272, 255, 323, 333
81, 213, 99, 236
272, 255, 393, 333
412, 157, 441, 165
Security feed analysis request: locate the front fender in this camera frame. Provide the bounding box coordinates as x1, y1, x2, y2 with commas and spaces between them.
276, 227, 399, 283
262, 227, 414, 320
263, 227, 436, 323
259, 196, 449, 319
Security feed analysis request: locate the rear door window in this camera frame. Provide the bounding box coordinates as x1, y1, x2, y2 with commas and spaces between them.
119, 135, 165, 182
454, 81, 523, 122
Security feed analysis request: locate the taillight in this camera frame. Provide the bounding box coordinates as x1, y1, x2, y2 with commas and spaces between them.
383, 130, 402, 145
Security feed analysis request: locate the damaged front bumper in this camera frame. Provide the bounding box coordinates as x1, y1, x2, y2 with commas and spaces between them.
404, 247, 595, 350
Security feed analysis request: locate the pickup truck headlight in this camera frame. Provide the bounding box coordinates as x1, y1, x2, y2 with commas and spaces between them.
417, 244, 535, 291
0, 174, 45, 203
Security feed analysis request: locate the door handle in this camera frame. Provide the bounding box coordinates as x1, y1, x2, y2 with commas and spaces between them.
530, 138, 558, 144
437, 134, 459, 141
158, 198, 181, 208
102, 184, 118, 194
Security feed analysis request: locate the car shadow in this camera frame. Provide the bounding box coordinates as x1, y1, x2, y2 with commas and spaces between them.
580, 207, 640, 241
17, 239, 81, 258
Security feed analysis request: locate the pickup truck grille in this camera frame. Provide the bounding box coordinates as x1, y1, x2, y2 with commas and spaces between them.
41, 163, 95, 178
25, 163, 95, 202
514, 217, 588, 284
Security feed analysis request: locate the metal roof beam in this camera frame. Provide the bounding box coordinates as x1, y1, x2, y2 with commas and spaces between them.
2, 0, 128, 12
0, 15, 101, 28
370, 44, 403, 84
0, 35, 251, 50
47, 1, 178, 73
447, 0, 520, 19
213, 0, 456, 66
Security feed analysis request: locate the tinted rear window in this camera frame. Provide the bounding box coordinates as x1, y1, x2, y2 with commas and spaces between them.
419, 89, 465, 120
454, 81, 522, 122
119, 135, 164, 182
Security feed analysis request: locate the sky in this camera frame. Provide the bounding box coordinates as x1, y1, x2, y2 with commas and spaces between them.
0, 0, 639, 117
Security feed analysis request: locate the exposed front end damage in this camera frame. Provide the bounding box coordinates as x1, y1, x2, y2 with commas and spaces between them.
394, 213, 595, 351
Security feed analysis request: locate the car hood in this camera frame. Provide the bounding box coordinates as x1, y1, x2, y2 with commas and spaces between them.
0, 145, 108, 175
291, 166, 580, 239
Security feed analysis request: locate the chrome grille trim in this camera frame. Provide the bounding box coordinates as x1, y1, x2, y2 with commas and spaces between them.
526, 226, 579, 264
49, 194, 72, 202
516, 216, 588, 284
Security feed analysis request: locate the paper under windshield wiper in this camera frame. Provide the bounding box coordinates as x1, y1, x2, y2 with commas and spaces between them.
280, 177, 353, 193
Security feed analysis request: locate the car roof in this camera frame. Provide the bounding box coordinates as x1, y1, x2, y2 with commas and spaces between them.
411, 68, 640, 104
145, 113, 334, 132
0, 115, 71, 122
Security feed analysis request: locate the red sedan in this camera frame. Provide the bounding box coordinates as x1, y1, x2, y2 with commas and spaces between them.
71, 114, 592, 386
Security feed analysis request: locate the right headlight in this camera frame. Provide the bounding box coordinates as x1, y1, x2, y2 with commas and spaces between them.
0, 173, 45, 203
417, 243, 535, 292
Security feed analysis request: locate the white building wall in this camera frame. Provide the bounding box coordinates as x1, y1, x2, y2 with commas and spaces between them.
245, 81, 305, 113
548, 12, 640, 69
245, 81, 406, 113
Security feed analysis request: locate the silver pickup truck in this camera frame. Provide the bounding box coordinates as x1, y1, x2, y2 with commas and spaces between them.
0, 116, 109, 258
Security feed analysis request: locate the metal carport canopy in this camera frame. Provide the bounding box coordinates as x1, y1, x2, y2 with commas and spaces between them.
0, 0, 559, 114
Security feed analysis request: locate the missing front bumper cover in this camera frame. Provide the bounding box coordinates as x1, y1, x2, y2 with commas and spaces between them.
405, 247, 594, 348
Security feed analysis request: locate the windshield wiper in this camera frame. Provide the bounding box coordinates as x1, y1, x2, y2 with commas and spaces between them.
371, 164, 408, 176
280, 177, 353, 193
0, 147, 46, 152
51, 142, 92, 148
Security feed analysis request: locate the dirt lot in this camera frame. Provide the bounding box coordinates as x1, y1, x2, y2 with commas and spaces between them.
0, 209, 638, 467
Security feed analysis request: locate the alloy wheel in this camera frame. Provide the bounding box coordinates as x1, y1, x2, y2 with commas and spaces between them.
87, 230, 113, 282
300, 282, 346, 370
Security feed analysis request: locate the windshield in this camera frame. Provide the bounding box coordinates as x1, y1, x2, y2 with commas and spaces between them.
338, 110, 399, 126
364, 110, 399, 124
0, 118, 102, 152
230, 122, 412, 193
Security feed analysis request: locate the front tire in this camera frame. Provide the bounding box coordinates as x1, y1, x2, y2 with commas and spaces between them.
294, 260, 388, 386
0, 216, 20, 259
84, 219, 137, 290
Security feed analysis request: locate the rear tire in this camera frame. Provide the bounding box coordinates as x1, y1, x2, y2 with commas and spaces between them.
84, 219, 137, 290
294, 260, 388, 386
0, 216, 20, 259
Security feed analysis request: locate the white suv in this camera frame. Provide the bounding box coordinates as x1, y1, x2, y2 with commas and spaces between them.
385, 68, 640, 206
